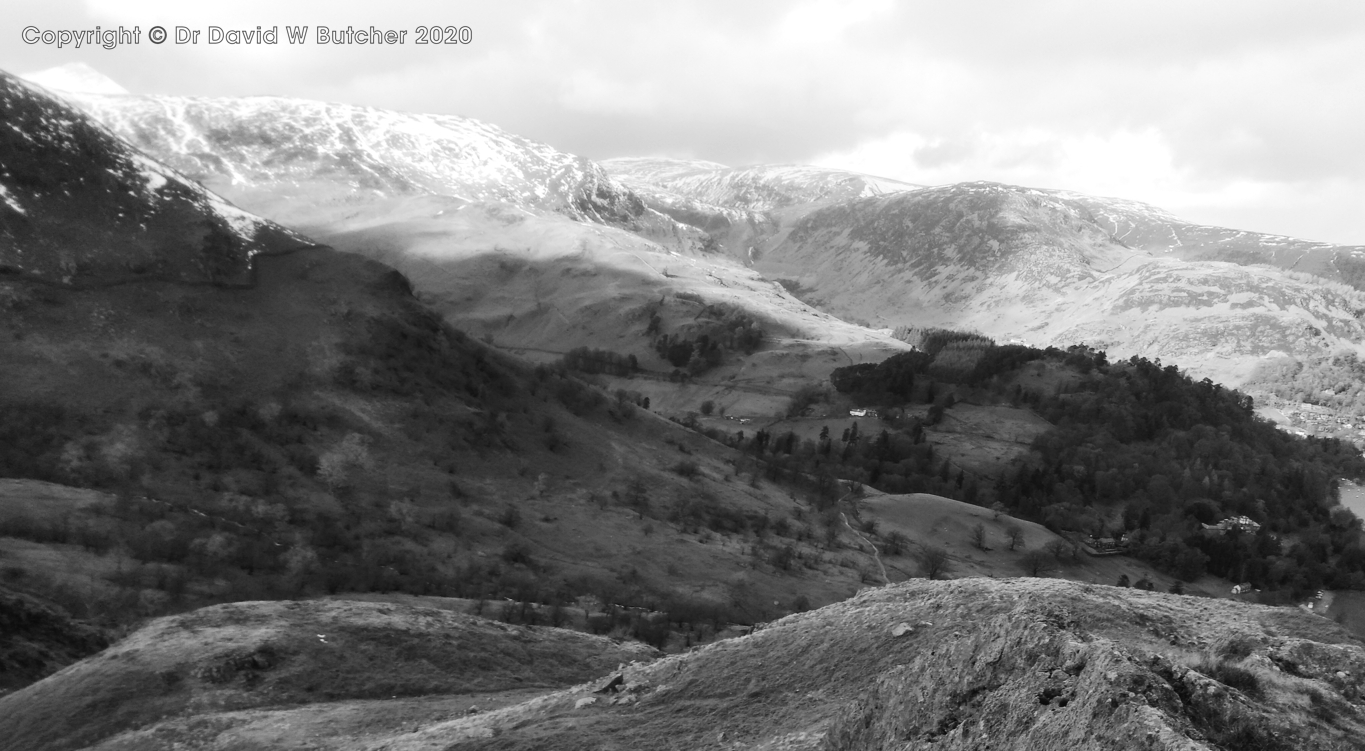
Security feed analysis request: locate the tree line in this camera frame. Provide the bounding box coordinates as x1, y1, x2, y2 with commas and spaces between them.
813, 341, 1365, 597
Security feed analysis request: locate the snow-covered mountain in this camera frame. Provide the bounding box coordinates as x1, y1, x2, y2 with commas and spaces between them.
34, 62, 1365, 388
754, 181, 1365, 385
1049, 189, 1365, 288
604, 157, 918, 211
25, 65, 691, 250
0, 71, 305, 285
26, 65, 905, 389
20, 62, 128, 96
602, 157, 919, 262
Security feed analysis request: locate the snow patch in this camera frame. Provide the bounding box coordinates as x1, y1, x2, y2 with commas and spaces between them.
130, 153, 169, 193
208, 197, 265, 241
0, 182, 25, 214
20, 62, 129, 96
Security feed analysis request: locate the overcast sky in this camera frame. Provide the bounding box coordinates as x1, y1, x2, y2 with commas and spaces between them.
6, 0, 1364, 245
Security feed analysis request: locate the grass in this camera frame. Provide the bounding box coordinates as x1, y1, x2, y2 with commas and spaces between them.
381, 577, 1365, 751
1325, 590, 1365, 641
0, 245, 902, 685
0, 599, 658, 751
1193, 656, 1263, 698
8, 577, 1364, 750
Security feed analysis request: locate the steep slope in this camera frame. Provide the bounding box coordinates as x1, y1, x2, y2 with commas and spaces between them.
0, 72, 307, 285
28, 65, 685, 245
0, 585, 109, 696
30, 67, 907, 389
0, 233, 896, 691
0, 73, 908, 700
758, 182, 1365, 385
1053, 189, 1365, 288
0, 599, 656, 751
306, 194, 905, 366
344, 578, 1365, 750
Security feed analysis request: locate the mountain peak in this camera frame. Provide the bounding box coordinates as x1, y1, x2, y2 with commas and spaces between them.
20, 63, 128, 96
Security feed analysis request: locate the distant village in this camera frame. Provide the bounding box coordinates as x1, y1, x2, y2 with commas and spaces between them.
1255, 398, 1365, 454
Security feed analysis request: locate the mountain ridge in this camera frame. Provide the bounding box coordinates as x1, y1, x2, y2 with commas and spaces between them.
1, 72, 309, 286
30, 75, 699, 254
759, 183, 1365, 385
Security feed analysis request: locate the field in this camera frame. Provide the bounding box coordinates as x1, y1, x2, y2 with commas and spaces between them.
855, 491, 1232, 597
1326, 589, 1365, 640
1339, 480, 1365, 521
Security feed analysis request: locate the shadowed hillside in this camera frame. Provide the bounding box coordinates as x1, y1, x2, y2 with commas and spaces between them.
0, 598, 656, 751
0, 72, 912, 695
0, 72, 307, 286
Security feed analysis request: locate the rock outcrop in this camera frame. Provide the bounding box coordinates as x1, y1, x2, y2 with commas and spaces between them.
392, 578, 1365, 751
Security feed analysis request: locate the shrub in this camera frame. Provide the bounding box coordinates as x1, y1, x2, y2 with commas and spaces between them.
883, 531, 909, 556
1045, 539, 1074, 562
784, 384, 827, 418
916, 545, 951, 580
1195, 657, 1262, 698
970, 522, 988, 550
1004, 523, 1025, 551
1215, 635, 1257, 661
1019, 550, 1055, 577
769, 544, 796, 571
497, 504, 522, 529
500, 543, 534, 567
1306, 687, 1349, 724
671, 460, 700, 480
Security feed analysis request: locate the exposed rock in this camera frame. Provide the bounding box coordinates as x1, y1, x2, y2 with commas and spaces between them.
593, 673, 625, 694
397, 578, 1365, 751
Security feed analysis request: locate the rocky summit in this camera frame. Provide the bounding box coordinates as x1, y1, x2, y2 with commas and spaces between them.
5, 578, 1361, 750
371, 577, 1365, 751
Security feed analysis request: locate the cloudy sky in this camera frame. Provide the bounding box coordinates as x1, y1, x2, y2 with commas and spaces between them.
6, 0, 1364, 245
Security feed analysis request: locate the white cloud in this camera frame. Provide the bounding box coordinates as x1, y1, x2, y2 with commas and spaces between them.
558, 70, 663, 117
814, 128, 1365, 245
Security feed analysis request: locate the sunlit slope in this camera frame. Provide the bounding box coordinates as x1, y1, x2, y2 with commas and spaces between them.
758, 182, 1365, 386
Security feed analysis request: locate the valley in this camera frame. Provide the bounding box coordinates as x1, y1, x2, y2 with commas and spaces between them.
3, 62, 1365, 750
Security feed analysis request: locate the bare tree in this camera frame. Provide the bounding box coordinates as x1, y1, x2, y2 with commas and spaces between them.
1019, 550, 1056, 577
1005, 524, 1025, 551
970, 522, 988, 551
916, 545, 952, 580
883, 531, 909, 557
1045, 539, 1074, 562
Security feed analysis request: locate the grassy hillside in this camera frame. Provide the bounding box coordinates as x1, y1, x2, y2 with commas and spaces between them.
0, 243, 897, 616
0, 598, 656, 751
0, 73, 907, 695
12, 578, 1360, 750
368, 578, 1365, 751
